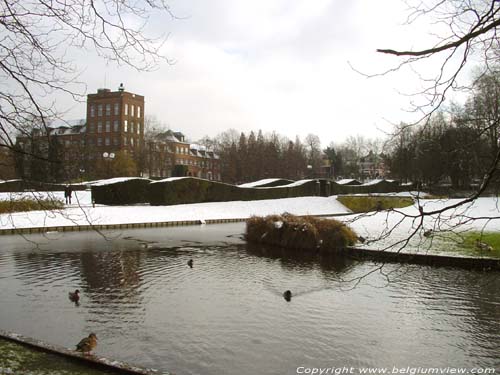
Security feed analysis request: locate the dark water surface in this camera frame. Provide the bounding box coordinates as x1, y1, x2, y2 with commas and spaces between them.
0, 223, 499, 374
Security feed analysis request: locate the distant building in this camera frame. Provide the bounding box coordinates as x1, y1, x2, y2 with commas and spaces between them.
16, 85, 220, 181
86, 85, 145, 161
359, 151, 388, 180
146, 130, 220, 180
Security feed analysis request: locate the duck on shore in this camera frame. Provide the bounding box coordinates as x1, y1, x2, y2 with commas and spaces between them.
475, 239, 493, 252
76, 333, 97, 354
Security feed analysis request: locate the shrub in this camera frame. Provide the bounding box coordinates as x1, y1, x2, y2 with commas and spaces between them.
91, 178, 152, 205
245, 213, 358, 252
149, 177, 322, 205
0, 198, 64, 213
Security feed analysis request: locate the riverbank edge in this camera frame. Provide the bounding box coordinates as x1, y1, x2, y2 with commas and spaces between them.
343, 247, 500, 271
0, 217, 247, 235
2, 213, 499, 270
0, 213, 349, 236
0, 330, 169, 375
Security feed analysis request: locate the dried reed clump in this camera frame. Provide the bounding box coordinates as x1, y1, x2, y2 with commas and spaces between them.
245, 213, 358, 252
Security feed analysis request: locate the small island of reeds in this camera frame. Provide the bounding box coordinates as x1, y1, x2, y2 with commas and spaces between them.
245, 213, 358, 252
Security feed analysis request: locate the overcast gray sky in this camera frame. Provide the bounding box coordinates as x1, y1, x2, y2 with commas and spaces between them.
64, 0, 469, 145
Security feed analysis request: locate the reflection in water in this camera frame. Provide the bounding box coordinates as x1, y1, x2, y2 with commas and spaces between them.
0, 225, 499, 375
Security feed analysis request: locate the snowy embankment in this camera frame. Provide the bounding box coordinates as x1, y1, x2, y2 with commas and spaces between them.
347, 197, 500, 254
1, 191, 500, 253
0, 191, 351, 230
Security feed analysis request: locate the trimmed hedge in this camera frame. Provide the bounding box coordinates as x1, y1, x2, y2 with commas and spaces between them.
149, 177, 322, 206
331, 180, 412, 195
0, 180, 88, 192
0, 180, 24, 192
91, 178, 152, 205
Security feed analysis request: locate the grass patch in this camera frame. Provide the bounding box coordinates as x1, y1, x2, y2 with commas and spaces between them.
0, 198, 64, 214
456, 231, 500, 257
246, 213, 358, 252
421, 231, 500, 259
337, 195, 414, 213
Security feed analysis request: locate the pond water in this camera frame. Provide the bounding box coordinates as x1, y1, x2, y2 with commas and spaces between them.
0, 223, 499, 375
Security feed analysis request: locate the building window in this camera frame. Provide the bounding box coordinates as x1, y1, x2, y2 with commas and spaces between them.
131, 105, 135, 117
105, 104, 111, 116
114, 103, 119, 116
113, 120, 119, 132
105, 120, 110, 132
105, 137, 110, 146
124, 103, 128, 116
130, 137, 134, 147
97, 137, 102, 146
98, 104, 103, 116
137, 123, 140, 135
90, 105, 95, 117
88, 122, 94, 133
113, 137, 119, 146
137, 106, 141, 118
123, 137, 128, 145
124, 120, 128, 132
97, 121, 102, 133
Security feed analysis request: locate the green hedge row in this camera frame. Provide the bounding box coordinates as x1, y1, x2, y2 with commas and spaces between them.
149, 178, 321, 205
89, 177, 411, 205
0, 180, 88, 192
91, 178, 152, 205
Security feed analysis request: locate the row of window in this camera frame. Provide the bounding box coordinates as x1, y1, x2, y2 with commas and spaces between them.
176, 146, 190, 154
176, 158, 215, 168
85, 137, 140, 147
87, 120, 141, 135
89, 103, 142, 118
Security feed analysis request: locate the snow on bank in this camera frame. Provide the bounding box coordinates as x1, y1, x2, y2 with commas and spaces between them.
342, 197, 500, 254
0, 196, 351, 230
2, 191, 500, 257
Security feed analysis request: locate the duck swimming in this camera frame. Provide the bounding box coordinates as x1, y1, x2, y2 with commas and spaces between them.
283, 290, 292, 302
68, 289, 80, 303
187, 259, 193, 268
76, 333, 97, 354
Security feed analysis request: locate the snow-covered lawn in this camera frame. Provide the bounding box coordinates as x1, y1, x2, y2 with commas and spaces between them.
346, 197, 500, 256
0, 192, 351, 230
1, 191, 499, 258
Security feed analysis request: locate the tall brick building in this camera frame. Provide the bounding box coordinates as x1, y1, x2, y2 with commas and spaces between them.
86, 85, 144, 158
16, 85, 220, 182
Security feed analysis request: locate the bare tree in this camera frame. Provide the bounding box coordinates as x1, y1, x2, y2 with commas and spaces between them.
0, 0, 174, 169
377, 0, 499, 119
341, 1, 500, 271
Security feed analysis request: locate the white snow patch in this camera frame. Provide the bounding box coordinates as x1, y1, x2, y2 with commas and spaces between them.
238, 179, 283, 188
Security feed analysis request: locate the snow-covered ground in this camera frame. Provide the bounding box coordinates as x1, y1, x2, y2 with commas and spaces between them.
0, 191, 351, 230
1, 191, 499, 257
346, 197, 500, 255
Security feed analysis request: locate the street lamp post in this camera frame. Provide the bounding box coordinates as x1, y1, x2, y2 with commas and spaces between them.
102, 152, 115, 178
79, 168, 85, 182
